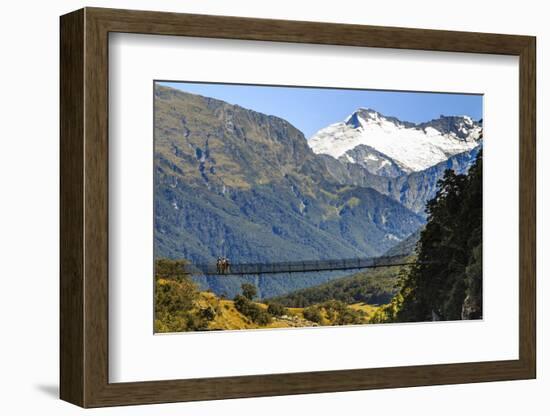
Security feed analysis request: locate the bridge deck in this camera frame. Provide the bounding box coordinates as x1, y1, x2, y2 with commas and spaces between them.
183, 254, 416, 276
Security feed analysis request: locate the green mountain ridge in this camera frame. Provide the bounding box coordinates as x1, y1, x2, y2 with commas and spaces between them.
268, 265, 404, 308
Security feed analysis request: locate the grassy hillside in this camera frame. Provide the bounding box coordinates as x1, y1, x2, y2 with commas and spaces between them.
268, 264, 410, 308
195, 292, 318, 330
156, 289, 380, 332
154, 260, 381, 332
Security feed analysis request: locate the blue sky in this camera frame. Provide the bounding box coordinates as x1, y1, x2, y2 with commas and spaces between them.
158, 81, 483, 138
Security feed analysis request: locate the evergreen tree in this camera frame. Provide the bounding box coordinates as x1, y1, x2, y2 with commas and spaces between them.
396, 151, 482, 322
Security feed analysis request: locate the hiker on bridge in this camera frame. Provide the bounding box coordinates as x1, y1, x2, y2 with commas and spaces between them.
216, 257, 231, 274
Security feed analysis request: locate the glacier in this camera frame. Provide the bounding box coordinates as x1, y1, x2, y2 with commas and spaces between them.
308, 108, 482, 173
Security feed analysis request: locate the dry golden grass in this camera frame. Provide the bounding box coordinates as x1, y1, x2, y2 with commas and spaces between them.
349, 302, 379, 315
194, 292, 384, 331
198, 292, 289, 330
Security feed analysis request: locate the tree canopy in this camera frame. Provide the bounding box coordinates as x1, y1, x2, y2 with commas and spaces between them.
393, 151, 483, 322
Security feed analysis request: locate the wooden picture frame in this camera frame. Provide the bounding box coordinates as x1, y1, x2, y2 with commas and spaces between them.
60, 7, 536, 408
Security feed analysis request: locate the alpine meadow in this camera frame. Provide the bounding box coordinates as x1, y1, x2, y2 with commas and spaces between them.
153, 82, 483, 333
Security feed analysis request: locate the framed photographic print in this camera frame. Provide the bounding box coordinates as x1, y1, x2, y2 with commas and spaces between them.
60, 7, 536, 408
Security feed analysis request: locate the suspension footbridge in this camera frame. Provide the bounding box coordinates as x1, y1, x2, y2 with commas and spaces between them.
182, 254, 417, 276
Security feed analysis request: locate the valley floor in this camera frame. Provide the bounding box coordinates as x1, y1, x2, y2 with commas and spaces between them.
188, 292, 380, 332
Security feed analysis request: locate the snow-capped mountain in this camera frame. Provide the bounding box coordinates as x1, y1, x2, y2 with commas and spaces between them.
308, 108, 482, 174
338, 144, 408, 178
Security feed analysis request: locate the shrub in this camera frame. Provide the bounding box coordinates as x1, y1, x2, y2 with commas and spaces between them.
155, 258, 191, 282
234, 295, 272, 325
335, 307, 366, 325
241, 283, 258, 300
303, 305, 323, 323
154, 258, 210, 332
267, 302, 287, 317
199, 306, 217, 322
321, 300, 366, 325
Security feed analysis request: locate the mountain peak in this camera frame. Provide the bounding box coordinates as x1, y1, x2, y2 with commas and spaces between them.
309, 109, 482, 172
345, 108, 392, 129
356, 107, 380, 116
419, 115, 482, 141
345, 108, 419, 132
434, 114, 476, 125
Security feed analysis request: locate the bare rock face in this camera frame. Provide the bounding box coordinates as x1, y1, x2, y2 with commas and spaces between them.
338, 144, 408, 178
321, 145, 481, 217
461, 294, 482, 320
